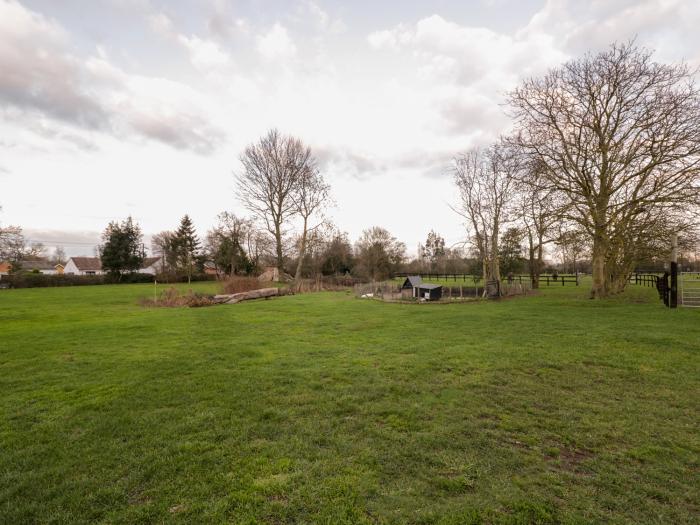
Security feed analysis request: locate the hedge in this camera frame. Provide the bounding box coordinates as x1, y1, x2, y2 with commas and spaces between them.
0, 272, 216, 289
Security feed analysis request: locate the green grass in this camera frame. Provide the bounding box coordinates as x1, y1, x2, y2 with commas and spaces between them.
1, 282, 698, 524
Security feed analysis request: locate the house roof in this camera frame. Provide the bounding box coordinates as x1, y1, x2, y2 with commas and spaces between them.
69, 256, 160, 271
142, 257, 161, 268
69, 257, 102, 271
403, 275, 423, 287
20, 258, 56, 271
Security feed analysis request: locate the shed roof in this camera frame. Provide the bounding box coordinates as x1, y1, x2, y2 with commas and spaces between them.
417, 283, 442, 290
403, 275, 422, 287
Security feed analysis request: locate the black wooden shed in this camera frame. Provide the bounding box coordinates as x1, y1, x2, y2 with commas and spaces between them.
415, 283, 443, 301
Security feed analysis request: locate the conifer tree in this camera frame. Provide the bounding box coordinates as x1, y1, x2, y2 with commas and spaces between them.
173, 214, 200, 283
99, 216, 144, 279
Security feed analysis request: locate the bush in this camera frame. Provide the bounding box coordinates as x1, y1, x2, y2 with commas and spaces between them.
291, 275, 364, 293
221, 276, 264, 294
1, 272, 160, 288
154, 272, 217, 284
2, 274, 106, 288
110, 273, 155, 284
140, 287, 216, 308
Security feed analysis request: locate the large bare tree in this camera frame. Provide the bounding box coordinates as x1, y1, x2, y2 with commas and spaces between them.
453, 144, 518, 286
508, 42, 700, 298
292, 167, 330, 281
236, 129, 315, 277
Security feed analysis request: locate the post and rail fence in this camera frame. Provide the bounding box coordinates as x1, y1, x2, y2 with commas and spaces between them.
393, 272, 581, 286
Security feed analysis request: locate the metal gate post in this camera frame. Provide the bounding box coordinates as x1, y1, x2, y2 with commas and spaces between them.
670, 234, 678, 308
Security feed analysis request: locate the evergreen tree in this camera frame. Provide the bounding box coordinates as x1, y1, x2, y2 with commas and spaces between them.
99, 217, 144, 279
173, 214, 201, 283
499, 227, 526, 275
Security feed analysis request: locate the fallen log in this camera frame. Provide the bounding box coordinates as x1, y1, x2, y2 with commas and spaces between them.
213, 287, 279, 305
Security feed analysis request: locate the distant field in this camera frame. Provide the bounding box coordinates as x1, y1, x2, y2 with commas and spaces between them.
1, 282, 698, 523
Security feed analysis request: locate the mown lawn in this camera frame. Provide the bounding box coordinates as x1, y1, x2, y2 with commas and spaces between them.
0, 282, 698, 524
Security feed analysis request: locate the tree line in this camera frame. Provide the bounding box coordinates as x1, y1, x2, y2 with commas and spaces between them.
452, 41, 700, 298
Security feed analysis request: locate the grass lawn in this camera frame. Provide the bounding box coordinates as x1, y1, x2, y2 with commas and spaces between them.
1, 281, 698, 523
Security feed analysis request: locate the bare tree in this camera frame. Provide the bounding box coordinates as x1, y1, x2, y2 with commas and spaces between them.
0, 225, 26, 264
555, 226, 589, 275
508, 41, 700, 298
236, 129, 315, 277
151, 231, 177, 274
452, 144, 517, 286
516, 161, 560, 288
51, 246, 67, 266
292, 168, 331, 281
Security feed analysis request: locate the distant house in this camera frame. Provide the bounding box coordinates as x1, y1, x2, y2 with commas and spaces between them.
203, 261, 218, 276
64, 257, 104, 276
137, 257, 162, 275
22, 258, 62, 274
64, 256, 162, 276
0, 259, 64, 278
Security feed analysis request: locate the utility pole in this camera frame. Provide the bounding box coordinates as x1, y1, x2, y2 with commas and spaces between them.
670, 234, 678, 308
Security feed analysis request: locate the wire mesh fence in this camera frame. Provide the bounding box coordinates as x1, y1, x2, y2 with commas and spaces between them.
353, 280, 530, 302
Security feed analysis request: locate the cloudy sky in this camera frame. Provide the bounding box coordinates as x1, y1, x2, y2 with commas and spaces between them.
1, 0, 699, 256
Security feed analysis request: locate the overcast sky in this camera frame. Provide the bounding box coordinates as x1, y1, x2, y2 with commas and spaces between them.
1, 0, 699, 256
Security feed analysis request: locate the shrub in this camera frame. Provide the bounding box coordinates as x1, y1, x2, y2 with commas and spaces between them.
291, 275, 363, 293
140, 287, 216, 308
154, 272, 217, 284
221, 276, 264, 294
2, 274, 106, 288
110, 273, 155, 284
0, 272, 158, 288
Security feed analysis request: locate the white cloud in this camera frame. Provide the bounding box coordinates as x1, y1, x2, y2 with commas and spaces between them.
257, 23, 297, 60
148, 12, 174, 37
0, 0, 224, 154
178, 34, 231, 70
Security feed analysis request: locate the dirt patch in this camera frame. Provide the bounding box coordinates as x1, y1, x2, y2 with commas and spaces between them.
546, 444, 594, 474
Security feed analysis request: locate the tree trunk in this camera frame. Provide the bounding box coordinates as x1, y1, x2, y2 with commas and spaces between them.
527, 231, 537, 289
590, 198, 610, 299
294, 217, 308, 281
490, 228, 500, 282
536, 241, 544, 287
590, 234, 608, 299
274, 222, 284, 279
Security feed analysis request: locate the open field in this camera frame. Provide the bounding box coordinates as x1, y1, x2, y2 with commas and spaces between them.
1, 283, 698, 523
